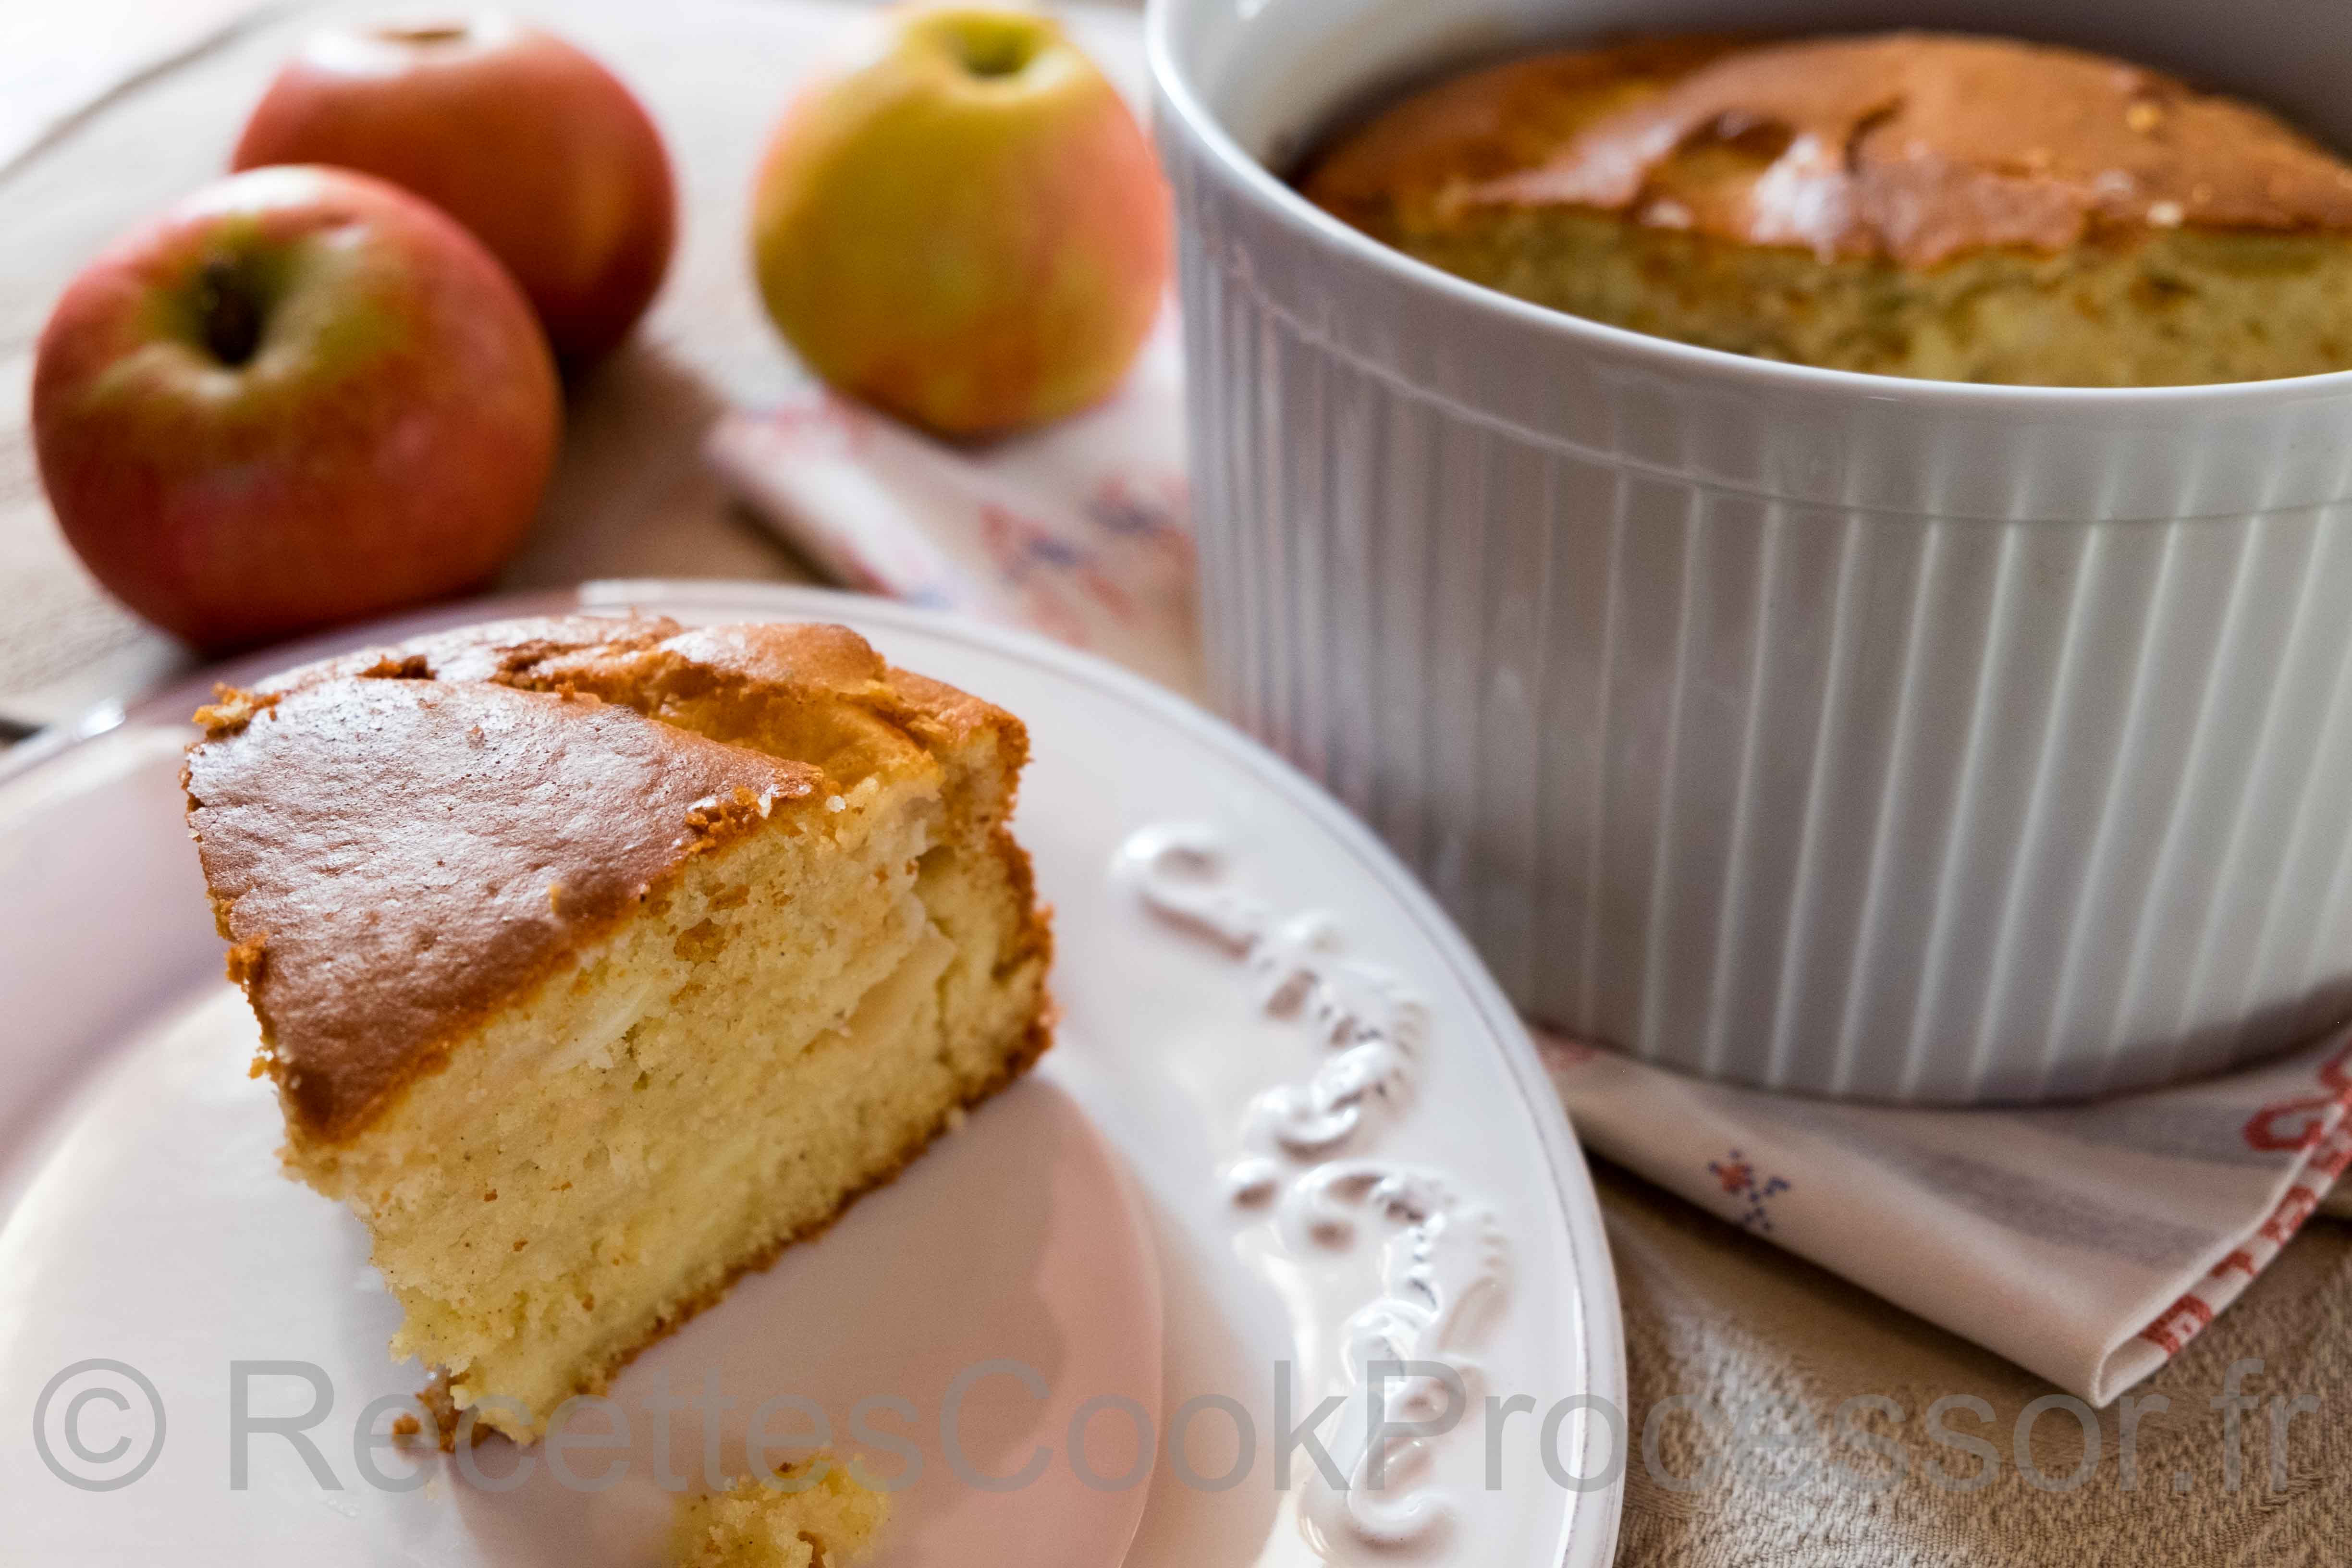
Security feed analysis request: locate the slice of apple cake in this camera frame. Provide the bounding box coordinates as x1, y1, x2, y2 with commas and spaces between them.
183, 615, 1051, 1441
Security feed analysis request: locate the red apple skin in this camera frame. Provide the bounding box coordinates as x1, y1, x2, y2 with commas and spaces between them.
32, 166, 561, 651
233, 17, 675, 368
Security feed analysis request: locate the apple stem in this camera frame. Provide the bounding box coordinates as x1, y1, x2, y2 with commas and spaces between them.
196, 255, 264, 368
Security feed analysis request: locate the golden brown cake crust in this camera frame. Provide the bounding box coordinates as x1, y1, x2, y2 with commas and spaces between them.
1305, 32, 2352, 266
184, 615, 1035, 1146
267, 612, 695, 691
185, 676, 820, 1140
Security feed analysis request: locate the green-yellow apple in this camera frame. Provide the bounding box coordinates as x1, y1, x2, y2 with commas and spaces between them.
234, 16, 676, 369
750, 6, 1171, 438
32, 166, 561, 650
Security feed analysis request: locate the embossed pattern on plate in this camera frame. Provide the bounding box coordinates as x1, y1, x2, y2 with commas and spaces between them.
0, 582, 1623, 1568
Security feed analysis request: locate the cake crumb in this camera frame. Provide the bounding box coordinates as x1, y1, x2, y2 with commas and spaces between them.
224, 935, 268, 986
391, 1413, 421, 1439
192, 685, 279, 737
669, 1452, 891, 1568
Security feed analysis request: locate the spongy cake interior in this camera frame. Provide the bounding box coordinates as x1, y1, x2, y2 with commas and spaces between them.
226, 624, 1049, 1442
1339, 213, 2352, 386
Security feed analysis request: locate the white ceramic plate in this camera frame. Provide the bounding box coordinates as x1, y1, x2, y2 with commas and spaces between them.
0, 582, 1623, 1568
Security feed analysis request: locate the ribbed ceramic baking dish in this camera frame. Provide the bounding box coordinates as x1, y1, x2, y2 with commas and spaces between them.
1149, 0, 2352, 1101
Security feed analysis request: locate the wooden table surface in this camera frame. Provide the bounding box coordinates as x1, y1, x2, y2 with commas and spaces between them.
0, 3, 2341, 1563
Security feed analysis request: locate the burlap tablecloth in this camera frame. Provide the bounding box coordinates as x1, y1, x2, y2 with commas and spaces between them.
2, 2, 2341, 1559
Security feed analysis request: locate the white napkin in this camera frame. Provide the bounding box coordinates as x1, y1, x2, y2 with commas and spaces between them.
1537, 1030, 2351, 1404
707, 311, 1199, 698
709, 313, 2352, 1407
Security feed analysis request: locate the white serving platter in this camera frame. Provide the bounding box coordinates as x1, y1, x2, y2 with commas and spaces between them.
0, 581, 1623, 1568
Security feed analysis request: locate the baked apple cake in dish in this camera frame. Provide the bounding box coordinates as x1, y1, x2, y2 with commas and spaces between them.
1301, 31, 2352, 385
182, 615, 1051, 1441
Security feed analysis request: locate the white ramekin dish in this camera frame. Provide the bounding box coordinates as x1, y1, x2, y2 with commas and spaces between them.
1149, 0, 2352, 1102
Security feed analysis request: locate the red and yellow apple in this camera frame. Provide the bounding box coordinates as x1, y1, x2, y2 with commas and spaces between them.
233, 16, 676, 368
32, 166, 561, 650
750, 6, 1171, 438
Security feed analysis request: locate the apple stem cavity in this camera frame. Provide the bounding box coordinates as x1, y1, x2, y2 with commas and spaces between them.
195, 254, 266, 368
941, 15, 1041, 79
374, 22, 471, 46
